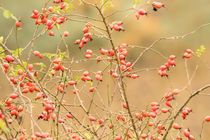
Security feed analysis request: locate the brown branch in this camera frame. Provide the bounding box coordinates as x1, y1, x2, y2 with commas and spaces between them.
162, 84, 210, 140
130, 22, 210, 70
0, 42, 97, 139
95, 5, 140, 139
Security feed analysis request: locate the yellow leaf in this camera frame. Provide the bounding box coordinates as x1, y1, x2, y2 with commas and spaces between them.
0, 36, 3, 44
101, 0, 113, 12
195, 45, 206, 57
84, 132, 92, 140
132, 0, 141, 5
0, 119, 9, 134
3, 10, 12, 19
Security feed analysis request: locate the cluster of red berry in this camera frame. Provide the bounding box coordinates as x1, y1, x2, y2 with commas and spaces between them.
74, 24, 93, 49
135, 1, 164, 20
158, 55, 176, 77
110, 21, 125, 32
0, 0, 209, 140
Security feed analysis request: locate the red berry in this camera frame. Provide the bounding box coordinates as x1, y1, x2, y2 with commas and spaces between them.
152, 1, 165, 11
122, 103, 128, 109
83, 26, 89, 34
88, 116, 96, 122
86, 49, 93, 54
204, 116, 210, 122
3, 63, 9, 69
33, 9, 39, 15
89, 87, 95, 93
66, 113, 73, 119
5, 55, 14, 63
85, 54, 92, 59
10, 93, 19, 99
172, 123, 182, 130
98, 118, 104, 125
63, 31, 70, 37
183, 129, 190, 138
48, 31, 55, 36
130, 74, 139, 79
33, 51, 43, 58
99, 48, 108, 55
68, 80, 77, 86
28, 64, 33, 72
161, 108, 169, 113
136, 9, 147, 20
16, 21, 22, 28
10, 109, 18, 116
115, 135, 122, 140
141, 133, 148, 139
138, 9, 147, 15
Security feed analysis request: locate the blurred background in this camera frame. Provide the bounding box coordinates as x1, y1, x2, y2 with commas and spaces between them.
0, 0, 210, 139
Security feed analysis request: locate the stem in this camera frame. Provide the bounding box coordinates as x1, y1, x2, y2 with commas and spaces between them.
162, 84, 210, 140
199, 121, 205, 140
0, 42, 97, 139
95, 6, 139, 139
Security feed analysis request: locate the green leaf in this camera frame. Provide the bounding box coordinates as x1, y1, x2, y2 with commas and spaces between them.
87, 81, 93, 86
56, 23, 60, 29
12, 65, 24, 76
53, 1, 73, 14
43, 53, 57, 59
43, 52, 66, 61
74, 75, 81, 82
64, 2, 73, 13
11, 48, 23, 57
35, 62, 46, 69
0, 101, 3, 108
0, 46, 5, 59
53, 5, 61, 14
16, 64, 24, 71
59, 52, 67, 59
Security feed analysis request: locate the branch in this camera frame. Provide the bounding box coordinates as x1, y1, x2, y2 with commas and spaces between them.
95, 5, 140, 139
162, 84, 210, 140
130, 22, 210, 69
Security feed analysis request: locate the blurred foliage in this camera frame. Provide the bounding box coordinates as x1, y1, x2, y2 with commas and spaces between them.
132, 0, 142, 5
0, 119, 9, 134
0, 7, 17, 20
196, 45, 206, 57
0, 0, 210, 138
0, 36, 3, 44
53, 1, 73, 14
101, 0, 113, 11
